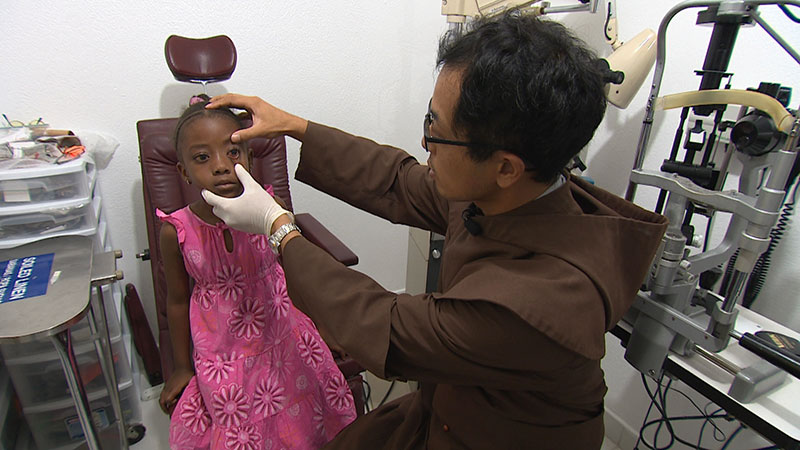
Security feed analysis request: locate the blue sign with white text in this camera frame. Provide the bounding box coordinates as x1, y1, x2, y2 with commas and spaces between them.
0, 253, 55, 303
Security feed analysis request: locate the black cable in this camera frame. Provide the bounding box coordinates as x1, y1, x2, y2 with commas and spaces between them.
641, 412, 729, 448
720, 425, 744, 450
697, 406, 725, 448
639, 375, 676, 449
779, 4, 800, 23
743, 177, 799, 307
635, 374, 660, 450
635, 374, 734, 450
362, 378, 372, 413
603, 1, 614, 42
376, 380, 396, 409
653, 377, 673, 448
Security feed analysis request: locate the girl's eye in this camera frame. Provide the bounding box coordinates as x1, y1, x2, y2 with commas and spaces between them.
229, 148, 241, 158
194, 154, 209, 162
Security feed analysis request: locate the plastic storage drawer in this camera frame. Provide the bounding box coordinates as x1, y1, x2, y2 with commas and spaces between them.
0, 283, 121, 359
0, 158, 95, 209
24, 379, 138, 450
5, 334, 131, 407
0, 194, 101, 249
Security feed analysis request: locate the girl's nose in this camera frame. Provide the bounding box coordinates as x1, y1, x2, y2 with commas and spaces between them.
211, 154, 232, 174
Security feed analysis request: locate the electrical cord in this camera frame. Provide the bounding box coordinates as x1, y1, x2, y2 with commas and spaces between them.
376, 380, 396, 409
743, 177, 798, 307
603, 1, 614, 42
634, 374, 732, 450
697, 406, 727, 448
362, 378, 372, 413
779, 4, 800, 23
720, 425, 745, 450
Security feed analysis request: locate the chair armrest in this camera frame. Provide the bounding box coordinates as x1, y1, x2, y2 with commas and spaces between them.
334, 355, 365, 378
294, 213, 358, 266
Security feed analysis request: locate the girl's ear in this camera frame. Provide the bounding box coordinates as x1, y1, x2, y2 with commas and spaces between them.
176, 162, 191, 185
247, 148, 254, 169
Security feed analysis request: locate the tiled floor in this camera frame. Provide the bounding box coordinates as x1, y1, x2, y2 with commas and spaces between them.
133, 393, 623, 450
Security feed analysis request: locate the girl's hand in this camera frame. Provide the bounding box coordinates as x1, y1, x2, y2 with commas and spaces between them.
159, 367, 194, 415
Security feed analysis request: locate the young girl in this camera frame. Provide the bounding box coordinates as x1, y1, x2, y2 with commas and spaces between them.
158, 96, 356, 449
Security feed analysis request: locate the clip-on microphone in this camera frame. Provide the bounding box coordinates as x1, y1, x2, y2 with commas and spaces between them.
462, 203, 483, 236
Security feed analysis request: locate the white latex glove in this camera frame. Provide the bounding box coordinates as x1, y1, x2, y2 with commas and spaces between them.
201, 164, 292, 235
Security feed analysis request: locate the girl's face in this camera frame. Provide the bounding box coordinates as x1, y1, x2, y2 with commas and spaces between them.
177, 115, 252, 198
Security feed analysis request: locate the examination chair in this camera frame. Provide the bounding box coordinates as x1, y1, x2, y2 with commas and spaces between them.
135, 35, 365, 415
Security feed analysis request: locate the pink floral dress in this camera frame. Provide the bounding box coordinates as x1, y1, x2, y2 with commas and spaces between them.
158, 204, 356, 450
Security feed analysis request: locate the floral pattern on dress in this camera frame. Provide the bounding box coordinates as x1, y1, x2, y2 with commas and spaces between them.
249, 234, 269, 253
217, 265, 245, 301
211, 384, 250, 428
265, 319, 290, 349
228, 297, 266, 340
268, 291, 290, 319
313, 400, 326, 435
180, 391, 211, 434
268, 346, 294, 382
253, 376, 286, 418
296, 374, 309, 391
188, 249, 204, 265
160, 206, 355, 449
195, 287, 214, 310
201, 353, 235, 384
224, 424, 262, 450
297, 331, 325, 369
325, 373, 354, 412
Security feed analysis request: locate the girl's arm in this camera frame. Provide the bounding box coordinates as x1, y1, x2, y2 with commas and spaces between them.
158, 222, 194, 415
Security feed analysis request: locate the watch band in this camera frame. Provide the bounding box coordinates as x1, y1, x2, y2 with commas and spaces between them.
268, 223, 301, 255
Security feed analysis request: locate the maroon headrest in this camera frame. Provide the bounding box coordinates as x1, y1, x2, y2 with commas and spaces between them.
165, 35, 237, 83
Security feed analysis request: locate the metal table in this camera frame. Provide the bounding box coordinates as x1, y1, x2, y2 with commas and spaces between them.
613, 307, 800, 450
0, 235, 128, 449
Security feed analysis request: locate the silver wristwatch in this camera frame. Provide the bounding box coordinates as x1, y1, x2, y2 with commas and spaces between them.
268, 223, 301, 255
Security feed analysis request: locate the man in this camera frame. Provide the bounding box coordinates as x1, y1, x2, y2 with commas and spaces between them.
203, 12, 668, 449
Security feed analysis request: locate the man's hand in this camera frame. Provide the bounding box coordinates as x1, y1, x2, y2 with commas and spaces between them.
206, 93, 309, 142
202, 164, 293, 235
159, 367, 194, 415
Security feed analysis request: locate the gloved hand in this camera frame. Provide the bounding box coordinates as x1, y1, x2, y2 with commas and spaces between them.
202, 164, 292, 235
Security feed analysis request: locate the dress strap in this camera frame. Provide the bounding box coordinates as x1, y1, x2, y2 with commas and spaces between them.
156, 208, 187, 244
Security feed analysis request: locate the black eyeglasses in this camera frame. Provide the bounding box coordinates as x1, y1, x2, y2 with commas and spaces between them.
422, 101, 535, 170
422, 100, 482, 152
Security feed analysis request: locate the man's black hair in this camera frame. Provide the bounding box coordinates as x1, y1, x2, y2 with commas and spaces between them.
173, 93, 247, 160
437, 12, 607, 183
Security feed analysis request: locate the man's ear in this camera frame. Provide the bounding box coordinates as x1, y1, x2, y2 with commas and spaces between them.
495, 151, 527, 189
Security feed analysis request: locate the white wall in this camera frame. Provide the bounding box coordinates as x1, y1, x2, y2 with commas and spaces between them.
2, 1, 799, 448
2, 0, 446, 335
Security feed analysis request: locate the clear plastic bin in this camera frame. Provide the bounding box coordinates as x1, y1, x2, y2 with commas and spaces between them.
0, 366, 22, 450
24, 379, 138, 450
0, 158, 95, 209
0, 194, 101, 249
5, 335, 132, 407
0, 283, 122, 360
